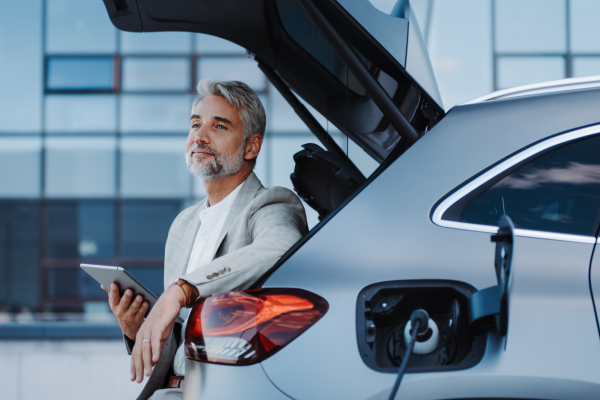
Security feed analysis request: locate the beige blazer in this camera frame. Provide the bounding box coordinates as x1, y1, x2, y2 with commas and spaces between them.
135, 172, 307, 400
164, 171, 308, 295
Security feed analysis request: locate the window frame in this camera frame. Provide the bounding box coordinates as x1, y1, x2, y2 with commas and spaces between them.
431, 124, 600, 244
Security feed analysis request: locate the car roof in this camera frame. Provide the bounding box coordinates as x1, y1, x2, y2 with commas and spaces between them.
461, 75, 600, 105
103, 0, 444, 162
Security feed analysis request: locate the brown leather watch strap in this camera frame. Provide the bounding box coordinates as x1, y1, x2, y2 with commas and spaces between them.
175, 279, 200, 308
167, 375, 185, 388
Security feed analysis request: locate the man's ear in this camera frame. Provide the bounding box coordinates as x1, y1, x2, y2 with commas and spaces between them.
244, 133, 263, 161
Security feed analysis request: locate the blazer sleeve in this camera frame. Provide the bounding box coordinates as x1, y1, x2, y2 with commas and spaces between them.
179, 190, 308, 297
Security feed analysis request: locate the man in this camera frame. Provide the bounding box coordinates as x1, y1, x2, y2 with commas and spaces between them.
105, 79, 308, 399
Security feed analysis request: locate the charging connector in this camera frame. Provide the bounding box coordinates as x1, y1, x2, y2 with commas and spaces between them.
404, 317, 439, 355
387, 309, 430, 400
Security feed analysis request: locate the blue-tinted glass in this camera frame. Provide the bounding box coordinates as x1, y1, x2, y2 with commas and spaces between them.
120, 95, 191, 134
446, 135, 600, 236
45, 138, 116, 198
121, 31, 192, 54
573, 57, 600, 78
45, 95, 117, 133
122, 58, 190, 91
0, 138, 41, 198
0, 0, 42, 133
497, 56, 565, 89
46, 0, 117, 54
0, 202, 40, 311
197, 57, 265, 91
495, 0, 566, 53
120, 137, 190, 198
46, 268, 106, 299
45, 201, 115, 259
570, 0, 600, 53
120, 201, 183, 258
47, 269, 77, 298
428, 0, 493, 108
47, 58, 113, 91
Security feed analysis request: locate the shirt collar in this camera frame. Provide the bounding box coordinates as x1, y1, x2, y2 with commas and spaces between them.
198, 181, 244, 219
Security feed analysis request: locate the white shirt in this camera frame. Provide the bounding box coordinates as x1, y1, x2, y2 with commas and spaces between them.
173, 183, 242, 376
185, 183, 242, 275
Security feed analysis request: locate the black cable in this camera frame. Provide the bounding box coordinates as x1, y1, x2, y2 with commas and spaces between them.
387, 310, 429, 400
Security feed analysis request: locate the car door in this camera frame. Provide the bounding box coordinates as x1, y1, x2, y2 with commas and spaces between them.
433, 124, 600, 383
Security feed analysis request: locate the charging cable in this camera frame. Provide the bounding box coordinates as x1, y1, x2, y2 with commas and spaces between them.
387, 309, 430, 400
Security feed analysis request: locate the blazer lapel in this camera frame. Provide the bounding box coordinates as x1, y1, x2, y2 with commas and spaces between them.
174, 199, 206, 277
207, 172, 263, 261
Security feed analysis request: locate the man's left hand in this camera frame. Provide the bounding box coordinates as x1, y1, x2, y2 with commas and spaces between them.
130, 284, 186, 383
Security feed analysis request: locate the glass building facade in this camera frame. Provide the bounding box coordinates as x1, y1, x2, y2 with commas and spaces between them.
403, 0, 600, 108
0, 0, 379, 323
1, 0, 599, 328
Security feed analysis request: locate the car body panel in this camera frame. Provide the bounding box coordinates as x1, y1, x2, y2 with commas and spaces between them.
588, 244, 600, 337
182, 360, 289, 400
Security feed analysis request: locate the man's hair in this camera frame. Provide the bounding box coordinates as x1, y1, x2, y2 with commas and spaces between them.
193, 79, 266, 140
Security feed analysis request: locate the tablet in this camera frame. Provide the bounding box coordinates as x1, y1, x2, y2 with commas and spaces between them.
80, 263, 159, 317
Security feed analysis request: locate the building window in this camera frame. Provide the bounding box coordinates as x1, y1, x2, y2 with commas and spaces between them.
46, 57, 115, 92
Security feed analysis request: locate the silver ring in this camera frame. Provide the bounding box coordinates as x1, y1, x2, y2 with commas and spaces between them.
142, 339, 151, 343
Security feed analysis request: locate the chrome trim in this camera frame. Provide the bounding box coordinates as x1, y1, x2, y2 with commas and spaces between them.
432, 124, 600, 244
462, 75, 600, 105
436, 221, 595, 244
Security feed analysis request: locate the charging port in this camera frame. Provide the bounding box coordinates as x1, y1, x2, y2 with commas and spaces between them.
356, 280, 487, 373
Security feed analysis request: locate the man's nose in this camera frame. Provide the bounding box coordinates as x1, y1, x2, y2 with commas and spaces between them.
194, 125, 209, 143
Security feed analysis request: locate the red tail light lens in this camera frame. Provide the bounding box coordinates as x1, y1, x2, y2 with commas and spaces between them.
184, 288, 328, 365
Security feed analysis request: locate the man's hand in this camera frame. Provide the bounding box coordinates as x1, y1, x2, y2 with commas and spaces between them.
130, 284, 186, 383
102, 283, 148, 340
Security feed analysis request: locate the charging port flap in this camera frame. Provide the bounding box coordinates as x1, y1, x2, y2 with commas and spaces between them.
468, 215, 514, 339
355, 216, 515, 373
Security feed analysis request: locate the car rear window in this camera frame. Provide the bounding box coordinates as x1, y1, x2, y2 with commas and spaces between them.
275, 0, 370, 95
443, 134, 600, 236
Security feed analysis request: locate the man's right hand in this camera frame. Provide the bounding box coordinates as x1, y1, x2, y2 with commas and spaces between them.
102, 283, 149, 341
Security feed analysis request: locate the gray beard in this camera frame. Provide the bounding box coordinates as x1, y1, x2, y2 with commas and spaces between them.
186, 143, 245, 181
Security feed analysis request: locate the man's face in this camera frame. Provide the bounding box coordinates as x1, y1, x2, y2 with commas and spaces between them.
186, 95, 246, 181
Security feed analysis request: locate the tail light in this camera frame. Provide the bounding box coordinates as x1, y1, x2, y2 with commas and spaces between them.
184, 288, 328, 365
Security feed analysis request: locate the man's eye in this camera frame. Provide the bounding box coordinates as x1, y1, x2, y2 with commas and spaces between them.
216, 124, 226, 130
192, 123, 200, 128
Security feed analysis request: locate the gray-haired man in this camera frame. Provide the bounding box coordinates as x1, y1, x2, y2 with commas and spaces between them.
105, 80, 308, 399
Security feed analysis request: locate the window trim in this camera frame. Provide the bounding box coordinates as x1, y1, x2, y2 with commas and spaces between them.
431, 124, 600, 244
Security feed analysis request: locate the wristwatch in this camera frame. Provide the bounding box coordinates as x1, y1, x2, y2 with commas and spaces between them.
174, 279, 200, 308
